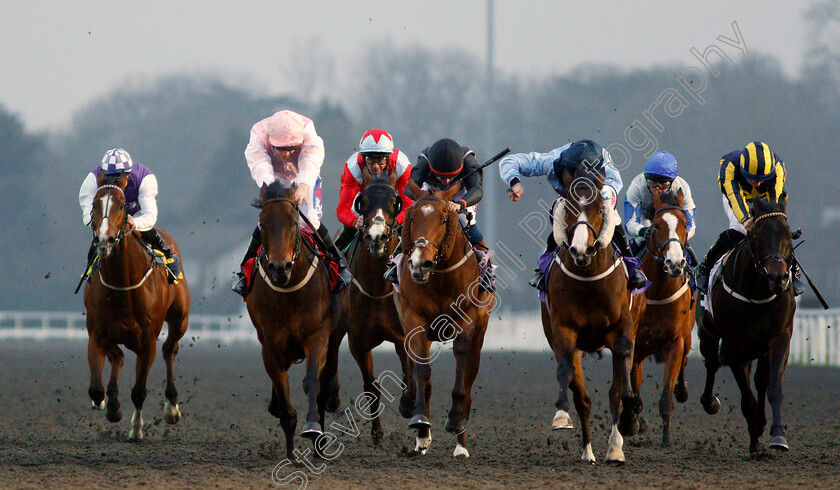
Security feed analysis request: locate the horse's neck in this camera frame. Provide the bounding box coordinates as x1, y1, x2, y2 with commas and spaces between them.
642, 252, 683, 295
436, 230, 473, 269
100, 234, 150, 281
727, 243, 769, 295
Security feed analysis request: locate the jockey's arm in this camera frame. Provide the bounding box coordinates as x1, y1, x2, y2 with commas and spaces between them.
79, 172, 98, 226
678, 178, 698, 240
718, 159, 751, 223
457, 151, 483, 208
623, 176, 646, 237
295, 123, 325, 191
406, 151, 431, 200
336, 166, 361, 228
132, 174, 159, 232
244, 125, 276, 188
394, 162, 413, 223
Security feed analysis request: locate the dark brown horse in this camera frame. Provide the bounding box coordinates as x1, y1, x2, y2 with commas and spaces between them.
245, 181, 336, 459
84, 173, 190, 440
542, 167, 646, 463
631, 189, 695, 448
398, 182, 494, 458
331, 171, 415, 445
697, 196, 796, 453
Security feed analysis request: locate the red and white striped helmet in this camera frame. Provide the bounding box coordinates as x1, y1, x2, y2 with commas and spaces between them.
359, 129, 394, 156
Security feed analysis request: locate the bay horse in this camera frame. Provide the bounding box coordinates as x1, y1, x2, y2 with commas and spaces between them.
331, 171, 415, 445
245, 180, 336, 460
398, 182, 494, 458
631, 189, 694, 448
84, 172, 190, 440
697, 196, 796, 453
542, 166, 646, 463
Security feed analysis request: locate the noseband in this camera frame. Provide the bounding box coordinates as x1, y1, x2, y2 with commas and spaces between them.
363, 182, 401, 244
564, 207, 606, 258
406, 196, 449, 266
647, 205, 687, 264
259, 197, 301, 264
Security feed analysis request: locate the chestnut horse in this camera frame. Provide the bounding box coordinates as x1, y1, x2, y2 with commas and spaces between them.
398, 183, 494, 458
84, 173, 190, 440
631, 189, 695, 448
697, 196, 796, 453
542, 167, 645, 463
330, 171, 415, 444
245, 180, 336, 460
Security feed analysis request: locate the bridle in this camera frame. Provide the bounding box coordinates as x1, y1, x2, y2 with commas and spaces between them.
746, 211, 790, 276
258, 197, 301, 266
406, 196, 450, 267
645, 205, 687, 266
91, 185, 129, 248
361, 182, 401, 245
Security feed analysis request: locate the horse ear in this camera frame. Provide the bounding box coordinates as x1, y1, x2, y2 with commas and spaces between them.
779, 191, 787, 211
407, 179, 427, 199
440, 181, 461, 202
388, 170, 398, 188
361, 165, 373, 186
401, 211, 413, 253
118, 173, 130, 190
95, 171, 106, 187
651, 188, 664, 208
675, 188, 685, 207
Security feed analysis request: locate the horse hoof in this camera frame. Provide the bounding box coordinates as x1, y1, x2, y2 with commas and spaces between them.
414, 433, 432, 455
769, 436, 789, 451
127, 428, 143, 441
91, 400, 105, 410
399, 395, 414, 419
409, 414, 432, 429
637, 415, 649, 434
701, 395, 720, 415
106, 409, 123, 423
301, 422, 323, 439
163, 402, 181, 424
604, 450, 625, 465
452, 444, 470, 458
326, 393, 341, 413
372, 431, 383, 446
444, 417, 466, 434
581, 443, 596, 463
618, 416, 639, 437
674, 383, 688, 404
551, 410, 574, 430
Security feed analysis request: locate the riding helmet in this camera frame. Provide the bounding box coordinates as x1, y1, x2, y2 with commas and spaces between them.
101, 148, 133, 174
644, 151, 678, 182
739, 141, 777, 182
266, 110, 306, 148
427, 138, 464, 176
553, 139, 604, 177
359, 129, 394, 158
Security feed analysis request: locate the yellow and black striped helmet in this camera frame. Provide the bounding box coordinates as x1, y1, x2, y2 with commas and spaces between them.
739, 142, 776, 182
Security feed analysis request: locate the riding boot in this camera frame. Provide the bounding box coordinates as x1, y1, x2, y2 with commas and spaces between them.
334, 225, 358, 253
696, 229, 744, 293
140, 228, 181, 284
613, 225, 647, 290
318, 224, 352, 292
232, 227, 261, 297
529, 232, 558, 290
791, 259, 805, 296
475, 239, 496, 294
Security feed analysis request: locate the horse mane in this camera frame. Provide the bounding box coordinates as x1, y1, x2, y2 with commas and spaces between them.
253, 179, 295, 208
643, 190, 681, 220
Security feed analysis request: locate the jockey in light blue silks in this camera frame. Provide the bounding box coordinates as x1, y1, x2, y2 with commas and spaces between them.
499, 139, 647, 290
623, 151, 697, 258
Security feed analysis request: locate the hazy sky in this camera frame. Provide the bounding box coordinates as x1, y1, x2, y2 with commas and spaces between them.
1, 1, 811, 131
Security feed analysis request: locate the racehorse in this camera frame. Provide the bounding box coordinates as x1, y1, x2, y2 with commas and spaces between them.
697, 196, 796, 453
84, 172, 190, 440
631, 189, 694, 448
330, 170, 415, 445
245, 180, 336, 459
542, 165, 646, 463
398, 182, 494, 458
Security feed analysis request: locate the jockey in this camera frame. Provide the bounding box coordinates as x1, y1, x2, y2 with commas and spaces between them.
500, 139, 647, 290
78, 148, 181, 283
623, 151, 697, 257
232, 109, 351, 297
385, 137, 495, 292
334, 128, 413, 251
696, 141, 802, 295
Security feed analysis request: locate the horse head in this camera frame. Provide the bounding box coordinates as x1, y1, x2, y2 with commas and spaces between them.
256, 180, 300, 286
401, 181, 460, 283
648, 189, 688, 277
358, 169, 401, 257
748, 195, 792, 294
91, 172, 130, 258
557, 167, 614, 268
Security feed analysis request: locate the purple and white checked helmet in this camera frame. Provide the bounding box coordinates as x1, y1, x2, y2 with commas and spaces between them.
101, 148, 133, 174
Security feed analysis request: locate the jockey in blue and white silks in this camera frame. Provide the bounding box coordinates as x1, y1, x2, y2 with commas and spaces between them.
500, 139, 646, 290
623, 151, 696, 254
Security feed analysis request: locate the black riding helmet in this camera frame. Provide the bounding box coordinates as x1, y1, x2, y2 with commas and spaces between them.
552, 139, 605, 177
427, 138, 464, 176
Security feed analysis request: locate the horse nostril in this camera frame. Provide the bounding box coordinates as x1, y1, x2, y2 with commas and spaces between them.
284, 262, 293, 274
407, 259, 414, 269
422, 260, 434, 270
107, 237, 116, 244
585, 246, 596, 257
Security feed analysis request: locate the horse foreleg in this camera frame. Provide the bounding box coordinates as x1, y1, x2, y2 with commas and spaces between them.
630, 357, 646, 434
613, 332, 639, 438
659, 341, 685, 448
324, 325, 346, 413
302, 333, 328, 440
569, 351, 594, 463
105, 345, 125, 422
550, 329, 577, 432
393, 341, 416, 419
161, 316, 188, 425
674, 335, 690, 404
405, 320, 433, 454
730, 361, 761, 453
350, 339, 383, 445
446, 333, 470, 436
128, 341, 157, 441
87, 335, 107, 411
767, 337, 791, 451
450, 324, 486, 459
698, 327, 722, 415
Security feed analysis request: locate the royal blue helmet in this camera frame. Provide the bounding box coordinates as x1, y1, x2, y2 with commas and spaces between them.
644, 152, 677, 181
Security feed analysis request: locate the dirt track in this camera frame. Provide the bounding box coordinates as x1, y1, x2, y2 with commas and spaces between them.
1, 339, 838, 489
